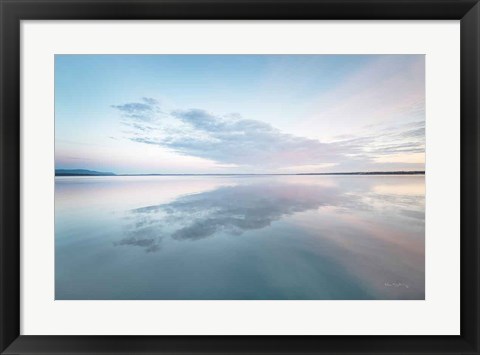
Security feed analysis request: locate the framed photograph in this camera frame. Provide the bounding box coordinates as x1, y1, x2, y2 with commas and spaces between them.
1, 0, 479, 354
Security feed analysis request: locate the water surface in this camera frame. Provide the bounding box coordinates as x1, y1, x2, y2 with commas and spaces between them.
55, 175, 425, 300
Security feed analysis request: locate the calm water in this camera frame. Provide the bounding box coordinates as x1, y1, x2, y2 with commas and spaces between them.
55, 175, 425, 300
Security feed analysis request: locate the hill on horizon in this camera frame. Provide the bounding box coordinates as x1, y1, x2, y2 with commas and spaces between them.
55, 169, 116, 176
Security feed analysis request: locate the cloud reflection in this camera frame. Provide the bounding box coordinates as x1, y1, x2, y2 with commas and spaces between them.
117, 182, 338, 250
116, 178, 423, 253
114, 226, 163, 253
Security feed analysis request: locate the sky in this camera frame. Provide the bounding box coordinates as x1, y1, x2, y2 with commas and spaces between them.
55, 55, 425, 174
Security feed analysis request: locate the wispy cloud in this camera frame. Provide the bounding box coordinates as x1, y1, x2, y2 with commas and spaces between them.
111, 97, 160, 122
111, 98, 425, 172
306, 56, 425, 127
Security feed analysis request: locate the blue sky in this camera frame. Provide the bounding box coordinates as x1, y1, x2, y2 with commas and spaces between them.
55, 55, 425, 174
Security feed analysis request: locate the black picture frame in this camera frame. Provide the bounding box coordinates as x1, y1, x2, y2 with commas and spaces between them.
1, 0, 479, 354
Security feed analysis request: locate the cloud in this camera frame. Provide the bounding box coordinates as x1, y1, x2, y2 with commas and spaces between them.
111, 97, 160, 122
111, 100, 425, 172
165, 109, 346, 167
333, 120, 425, 158
306, 56, 425, 131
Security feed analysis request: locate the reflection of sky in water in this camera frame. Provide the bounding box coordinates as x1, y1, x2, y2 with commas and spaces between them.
55, 175, 424, 300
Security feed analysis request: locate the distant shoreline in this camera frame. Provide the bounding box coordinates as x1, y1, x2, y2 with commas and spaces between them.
55, 170, 425, 177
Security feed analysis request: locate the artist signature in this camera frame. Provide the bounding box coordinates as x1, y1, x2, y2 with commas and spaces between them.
384, 282, 409, 288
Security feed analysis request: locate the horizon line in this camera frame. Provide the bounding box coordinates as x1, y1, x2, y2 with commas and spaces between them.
55, 169, 425, 177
